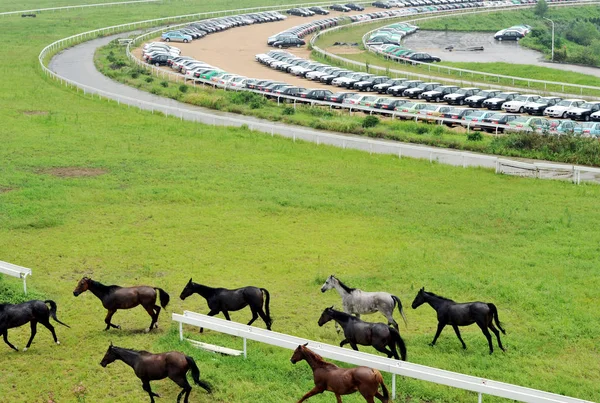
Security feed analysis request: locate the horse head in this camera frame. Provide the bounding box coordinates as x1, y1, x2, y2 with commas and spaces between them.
411, 287, 426, 309
317, 306, 335, 327
179, 278, 194, 300
73, 277, 91, 297
320, 275, 336, 293
99, 343, 118, 367
290, 343, 309, 364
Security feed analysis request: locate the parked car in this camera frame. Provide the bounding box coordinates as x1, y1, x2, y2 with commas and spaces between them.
494, 29, 525, 41
325, 92, 357, 104
374, 98, 406, 111
524, 97, 562, 115
547, 119, 579, 135
404, 82, 441, 99
440, 108, 477, 126
481, 113, 520, 133
146, 53, 173, 66
403, 52, 441, 63
286, 8, 313, 16
353, 76, 389, 91
343, 93, 374, 106
444, 88, 480, 105
345, 3, 365, 10
387, 79, 422, 96
161, 31, 192, 43
543, 99, 586, 118
567, 102, 600, 121
330, 4, 352, 11
422, 85, 459, 102
465, 111, 497, 130
574, 122, 600, 137
303, 89, 333, 101
374, 78, 407, 94
309, 6, 330, 14
483, 92, 519, 110
507, 116, 547, 131
417, 104, 453, 120
465, 90, 501, 108
373, 1, 392, 8
272, 37, 306, 48
502, 94, 540, 113
394, 101, 429, 116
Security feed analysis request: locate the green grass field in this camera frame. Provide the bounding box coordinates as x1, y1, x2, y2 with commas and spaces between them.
1, 1, 600, 402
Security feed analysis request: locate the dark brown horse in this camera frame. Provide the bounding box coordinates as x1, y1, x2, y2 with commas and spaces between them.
73, 277, 170, 332
1, 300, 69, 351
179, 279, 272, 331
290, 344, 389, 403
411, 287, 506, 354
100, 344, 211, 403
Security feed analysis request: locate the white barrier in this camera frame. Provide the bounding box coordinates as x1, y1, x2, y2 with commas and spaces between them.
0, 0, 159, 17
173, 311, 592, 403
0, 260, 32, 294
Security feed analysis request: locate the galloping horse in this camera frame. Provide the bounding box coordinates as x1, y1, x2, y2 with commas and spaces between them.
411, 287, 506, 354
100, 344, 211, 403
290, 343, 390, 403
0, 300, 69, 351
318, 307, 407, 360
321, 275, 407, 332
179, 279, 272, 331
73, 277, 170, 332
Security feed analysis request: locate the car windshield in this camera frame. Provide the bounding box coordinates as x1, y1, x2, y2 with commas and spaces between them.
512, 117, 530, 124
416, 83, 428, 89
488, 114, 505, 120
534, 98, 551, 104
448, 108, 464, 114
454, 89, 469, 95
363, 96, 377, 102
514, 96, 528, 102
496, 93, 512, 99
402, 102, 416, 108
348, 94, 363, 100
556, 100, 574, 107
422, 104, 437, 111
580, 103, 596, 109
469, 111, 486, 118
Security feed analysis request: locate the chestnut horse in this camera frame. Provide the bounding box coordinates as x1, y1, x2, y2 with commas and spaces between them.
290, 344, 389, 403
100, 343, 211, 403
73, 277, 170, 332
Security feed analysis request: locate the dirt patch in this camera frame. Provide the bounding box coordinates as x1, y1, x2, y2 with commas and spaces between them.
39, 167, 108, 178
22, 110, 49, 116
0, 187, 14, 193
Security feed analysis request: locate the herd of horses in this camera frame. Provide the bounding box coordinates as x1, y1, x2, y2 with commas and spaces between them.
0, 274, 507, 402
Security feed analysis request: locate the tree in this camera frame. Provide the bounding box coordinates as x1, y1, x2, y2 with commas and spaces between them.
534, 0, 548, 16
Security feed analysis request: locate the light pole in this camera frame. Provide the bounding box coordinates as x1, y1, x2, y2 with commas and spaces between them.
543, 17, 555, 62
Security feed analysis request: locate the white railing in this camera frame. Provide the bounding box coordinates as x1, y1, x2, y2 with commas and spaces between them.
311, 0, 600, 98
173, 311, 592, 403
0, 260, 33, 294
0, 0, 159, 17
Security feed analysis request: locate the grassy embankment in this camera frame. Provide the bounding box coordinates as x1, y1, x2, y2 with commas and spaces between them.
314, 5, 600, 95
1, 1, 600, 402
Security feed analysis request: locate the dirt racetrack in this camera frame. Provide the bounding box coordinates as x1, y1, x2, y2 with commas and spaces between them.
140, 10, 367, 91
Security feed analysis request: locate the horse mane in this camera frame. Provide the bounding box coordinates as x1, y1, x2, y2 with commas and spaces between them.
424, 290, 455, 302
336, 278, 355, 293
91, 279, 121, 292
303, 347, 338, 369
114, 346, 150, 355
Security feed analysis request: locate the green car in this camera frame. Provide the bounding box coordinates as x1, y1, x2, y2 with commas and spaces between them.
200, 69, 225, 80
395, 102, 428, 117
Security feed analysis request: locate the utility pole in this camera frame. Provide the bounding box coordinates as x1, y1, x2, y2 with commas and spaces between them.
543, 17, 555, 62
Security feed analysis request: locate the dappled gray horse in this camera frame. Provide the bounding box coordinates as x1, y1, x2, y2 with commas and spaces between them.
320, 275, 407, 332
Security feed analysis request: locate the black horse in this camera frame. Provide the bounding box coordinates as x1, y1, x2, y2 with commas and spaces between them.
100, 344, 211, 403
0, 300, 70, 351
318, 307, 407, 361
73, 277, 170, 332
411, 287, 506, 354
180, 279, 272, 331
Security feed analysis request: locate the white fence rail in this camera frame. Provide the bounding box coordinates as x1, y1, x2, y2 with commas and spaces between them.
0, 260, 32, 294
311, 0, 600, 98
173, 311, 592, 403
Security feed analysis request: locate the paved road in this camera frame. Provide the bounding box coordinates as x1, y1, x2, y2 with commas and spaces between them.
49, 33, 598, 183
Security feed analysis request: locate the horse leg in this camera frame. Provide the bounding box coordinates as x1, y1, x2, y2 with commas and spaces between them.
2, 330, 19, 351
373, 344, 396, 359
104, 309, 120, 330
246, 307, 259, 326
335, 394, 344, 403
384, 311, 399, 332
349, 342, 360, 351
144, 305, 158, 333
452, 325, 467, 350
200, 309, 220, 333
39, 318, 60, 345
488, 323, 506, 352
297, 386, 324, 402
476, 322, 494, 354
255, 306, 272, 330
23, 321, 37, 351
170, 374, 192, 403
223, 311, 232, 321
340, 339, 350, 348
153, 305, 161, 329
142, 379, 160, 403
430, 323, 446, 347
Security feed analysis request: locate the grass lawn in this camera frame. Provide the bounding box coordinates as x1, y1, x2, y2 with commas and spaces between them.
1, 2, 600, 403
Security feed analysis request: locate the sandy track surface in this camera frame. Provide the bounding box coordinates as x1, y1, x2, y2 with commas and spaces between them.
140, 11, 368, 91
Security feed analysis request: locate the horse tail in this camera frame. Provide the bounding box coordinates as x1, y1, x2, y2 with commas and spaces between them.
185, 355, 212, 393
154, 288, 170, 309
375, 369, 390, 402
391, 327, 407, 361
487, 303, 506, 334
44, 300, 70, 328
260, 288, 272, 324
392, 295, 408, 327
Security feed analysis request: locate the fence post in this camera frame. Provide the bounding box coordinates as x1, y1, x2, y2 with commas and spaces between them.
243, 337, 247, 359
178, 321, 183, 341
392, 374, 396, 399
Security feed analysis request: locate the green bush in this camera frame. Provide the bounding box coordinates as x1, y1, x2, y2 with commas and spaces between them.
160, 81, 169, 88
467, 131, 483, 141
145, 76, 154, 83
432, 125, 446, 136
282, 106, 295, 115
179, 84, 188, 93
229, 91, 266, 109
415, 126, 429, 135
130, 71, 139, 79
362, 115, 380, 128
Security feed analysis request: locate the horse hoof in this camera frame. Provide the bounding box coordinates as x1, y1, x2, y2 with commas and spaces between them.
56, 341, 61, 345
145, 328, 151, 333
23, 347, 28, 352
117, 325, 121, 330
154, 323, 159, 329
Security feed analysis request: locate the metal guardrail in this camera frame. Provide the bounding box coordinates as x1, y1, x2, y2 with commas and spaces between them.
0, 0, 160, 17
39, 3, 600, 184
0, 260, 32, 294
311, 0, 600, 98
173, 311, 593, 403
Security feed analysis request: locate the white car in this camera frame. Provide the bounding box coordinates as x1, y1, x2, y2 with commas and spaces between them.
502, 94, 540, 113
181, 62, 211, 75
543, 99, 586, 118
332, 73, 362, 87
227, 76, 247, 88
184, 66, 213, 81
